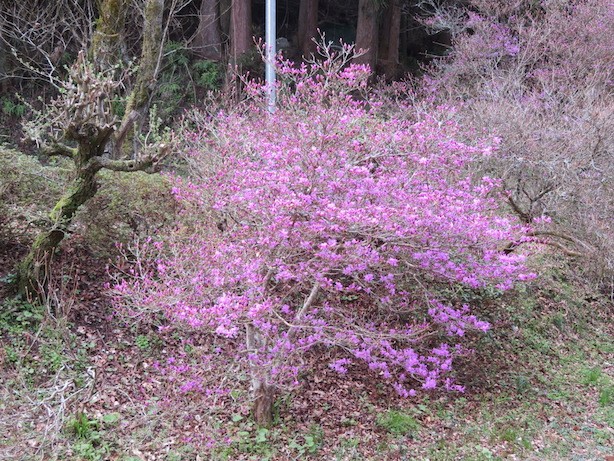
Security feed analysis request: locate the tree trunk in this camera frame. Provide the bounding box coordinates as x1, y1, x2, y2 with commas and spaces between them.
193, 0, 223, 60
252, 379, 274, 426
355, 0, 379, 71
0, 22, 8, 94
378, 0, 401, 78
229, 0, 252, 62
120, 0, 165, 157
16, 127, 112, 299
298, 0, 318, 56
91, 0, 129, 71
17, 170, 99, 298
246, 323, 274, 426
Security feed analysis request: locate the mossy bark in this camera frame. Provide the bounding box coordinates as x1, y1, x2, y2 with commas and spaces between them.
16, 127, 112, 299
120, 0, 164, 157
17, 173, 99, 298
91, 0, 129, 71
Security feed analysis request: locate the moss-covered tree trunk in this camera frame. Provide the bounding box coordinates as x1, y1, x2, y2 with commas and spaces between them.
91, 0, 129, 70
17, 127, 113, 298
119, 0, 165, 157
16, 171, 99, 297
14, 0, 168, 300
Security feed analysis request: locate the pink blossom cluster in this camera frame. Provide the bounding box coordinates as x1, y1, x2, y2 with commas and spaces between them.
114, 54, 533, 398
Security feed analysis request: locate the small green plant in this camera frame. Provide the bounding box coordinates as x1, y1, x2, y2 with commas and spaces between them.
40, 344, 65, 373
514, 374, 531, 394
288, 425, 323, 456
497, 426, 519, 443
102, 412, 121, 426
164, 41, 190, 68
581, 367, 603, 385
599, 385, 613, 406
1, 96, 26, 118
67, 412, 97, 439
376, 409, 420, 436
192, 59, 221, 91
135, 334, 150, 350
0, 298, 44, 332
65, 412, 111, 460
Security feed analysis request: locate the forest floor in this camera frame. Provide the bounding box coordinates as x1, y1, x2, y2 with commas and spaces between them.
0, 243, 612, 461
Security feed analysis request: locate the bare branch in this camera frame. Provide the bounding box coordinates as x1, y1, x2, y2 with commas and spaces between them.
95, 156, 154, 173
41, 144, 77, 158
113, 109, 140, 155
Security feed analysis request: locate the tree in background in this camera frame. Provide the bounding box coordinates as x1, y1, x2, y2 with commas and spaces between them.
91, 0, 129, 70
378, 0, 401, 77
14, 0, 172, 298
192, 0, 223, 60
422, 0, 614, 292
298, 0, 318, 56
355, 0, 380, 70
230, 0, 252, 61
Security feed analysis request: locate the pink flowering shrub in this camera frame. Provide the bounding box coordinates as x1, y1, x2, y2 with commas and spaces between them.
423, 0, 614, 290
114, 46, 533, 423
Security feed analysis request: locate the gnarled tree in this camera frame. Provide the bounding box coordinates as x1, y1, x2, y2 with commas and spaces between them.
15, 0, 171, 299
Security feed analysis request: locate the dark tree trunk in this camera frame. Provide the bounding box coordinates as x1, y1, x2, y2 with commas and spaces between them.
355, 0, 379, 71
230, 0, 252, 62
193, 0, 223, 60
298, 0, 318, 56
378, 0, 401, 78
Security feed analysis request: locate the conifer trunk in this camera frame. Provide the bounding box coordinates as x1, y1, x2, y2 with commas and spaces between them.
230, 0, 252, 62
298, 0, 318, 56
378, 0, 401, 78
355, 0, 379, 71
193, 0, 223, 60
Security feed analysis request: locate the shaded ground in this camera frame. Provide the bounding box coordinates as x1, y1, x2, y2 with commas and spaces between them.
0, 247, 612, 461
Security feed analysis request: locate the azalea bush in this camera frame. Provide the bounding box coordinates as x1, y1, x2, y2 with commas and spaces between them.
114, 44, 534, 424
423, 0, 614, 290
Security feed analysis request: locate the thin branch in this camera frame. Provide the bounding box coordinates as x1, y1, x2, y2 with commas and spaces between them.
113, 109, 139, 155
294, 282, 320, 323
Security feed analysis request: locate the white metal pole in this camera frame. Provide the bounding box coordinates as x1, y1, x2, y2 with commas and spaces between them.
265, 0, 276, 113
